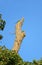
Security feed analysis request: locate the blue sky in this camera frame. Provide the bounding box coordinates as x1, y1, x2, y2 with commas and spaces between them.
0, 0, 42, 62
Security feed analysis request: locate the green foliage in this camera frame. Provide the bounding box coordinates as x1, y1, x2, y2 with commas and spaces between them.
0, 46, 24, 65
0, 35, 3, 40
0, 14, 6, 31
0, 46, 42, 65
0, 20, 6, 30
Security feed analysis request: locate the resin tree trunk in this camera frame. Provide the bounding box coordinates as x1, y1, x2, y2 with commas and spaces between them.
12, 18, 25, 53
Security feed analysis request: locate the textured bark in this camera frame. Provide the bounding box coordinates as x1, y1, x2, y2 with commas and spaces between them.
12, 18, 25, 53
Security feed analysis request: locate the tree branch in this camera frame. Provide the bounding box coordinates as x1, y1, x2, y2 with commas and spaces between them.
12, 17, 25, 53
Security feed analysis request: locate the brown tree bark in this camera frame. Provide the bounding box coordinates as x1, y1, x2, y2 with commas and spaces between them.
12, 18, 25, 53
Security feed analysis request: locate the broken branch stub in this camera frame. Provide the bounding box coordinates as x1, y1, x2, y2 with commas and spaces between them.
12, 18, 25, 53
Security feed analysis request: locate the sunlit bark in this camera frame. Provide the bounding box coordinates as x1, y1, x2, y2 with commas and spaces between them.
12, 18, 25, 53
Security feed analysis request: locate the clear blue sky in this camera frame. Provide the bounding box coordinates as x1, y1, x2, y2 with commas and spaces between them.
0, 0, 42, 62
